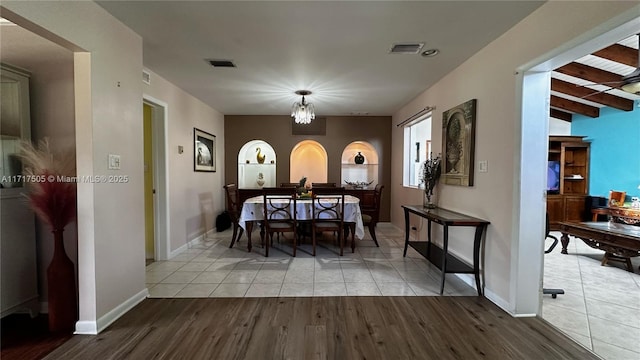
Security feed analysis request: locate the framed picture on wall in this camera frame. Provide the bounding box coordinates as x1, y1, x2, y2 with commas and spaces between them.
442, 99, 476, 186
194, 127, 216, 172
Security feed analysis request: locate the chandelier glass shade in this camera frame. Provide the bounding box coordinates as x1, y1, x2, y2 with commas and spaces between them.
291, 91, 315, 124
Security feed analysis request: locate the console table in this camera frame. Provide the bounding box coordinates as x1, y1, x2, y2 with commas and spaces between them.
559, 221, 640, 272
402, 205, 489, 296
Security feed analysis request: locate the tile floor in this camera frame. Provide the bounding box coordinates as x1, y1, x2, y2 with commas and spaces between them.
145, 224, 639, 360
145, 223, 478, 299
542, 231, 640, 360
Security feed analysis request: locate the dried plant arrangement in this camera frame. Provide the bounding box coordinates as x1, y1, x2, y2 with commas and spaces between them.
420, 153, 442, 208
18, 138, 76, 231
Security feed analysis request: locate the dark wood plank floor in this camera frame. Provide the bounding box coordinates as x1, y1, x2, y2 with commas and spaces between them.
43, 297, 597, 360
1, 313, 71, 360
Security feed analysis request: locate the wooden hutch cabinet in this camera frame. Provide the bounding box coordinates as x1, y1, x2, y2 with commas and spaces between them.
546, 136, 590, 230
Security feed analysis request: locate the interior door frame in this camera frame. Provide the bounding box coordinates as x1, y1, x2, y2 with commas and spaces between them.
516, 15, 640, 315
143, 94, 170, 261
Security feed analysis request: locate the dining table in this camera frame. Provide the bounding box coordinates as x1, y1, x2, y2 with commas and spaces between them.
238, 195, 365, 253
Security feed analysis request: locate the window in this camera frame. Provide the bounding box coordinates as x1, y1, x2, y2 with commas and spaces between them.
402, 114, 432, 188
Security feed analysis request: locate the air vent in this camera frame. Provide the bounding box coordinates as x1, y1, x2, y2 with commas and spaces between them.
207, 59, 236, 68
142, 70, 150, 85
389, 43, 424, 54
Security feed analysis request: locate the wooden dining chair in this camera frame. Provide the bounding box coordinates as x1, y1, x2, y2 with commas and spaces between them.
223, 184, 244, 248
311, 187, 346, 256
361, 184, 383, 247
262, 187, 298, 257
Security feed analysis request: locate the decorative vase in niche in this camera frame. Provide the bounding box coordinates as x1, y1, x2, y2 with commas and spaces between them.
48, 229, 77, 333
256, 172, 265, 187
354, 152, 365, 164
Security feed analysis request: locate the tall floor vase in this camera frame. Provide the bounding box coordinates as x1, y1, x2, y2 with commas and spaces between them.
48, 229, 77, 333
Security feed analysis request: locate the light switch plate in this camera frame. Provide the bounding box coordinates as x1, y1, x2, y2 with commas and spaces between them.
478, 160, 488, 173
108, 154, 121, 170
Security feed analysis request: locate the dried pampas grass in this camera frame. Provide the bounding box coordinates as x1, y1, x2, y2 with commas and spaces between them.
18, 138, 77, 231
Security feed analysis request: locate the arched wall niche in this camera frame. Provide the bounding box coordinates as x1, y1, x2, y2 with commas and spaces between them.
290, 140, 327, 184
237, 139, 276, 188
341, 141, 379, 188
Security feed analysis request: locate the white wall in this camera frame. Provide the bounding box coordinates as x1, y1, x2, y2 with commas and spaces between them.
0, 23, 77, 305
3, 1, 145, 333
549, 118, 571, 135
391, 1, 639, 313
2, 1, 227, 333
143, 69, 225, 253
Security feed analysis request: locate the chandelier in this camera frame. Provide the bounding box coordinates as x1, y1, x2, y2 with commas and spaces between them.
291, 90, 315, 124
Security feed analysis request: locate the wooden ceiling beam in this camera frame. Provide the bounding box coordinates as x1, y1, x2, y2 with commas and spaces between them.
593, 44, 638, 67
549, 108, 572, 122
550, 95, 600, 118
555, 62, 623, 85
551, 78, 634, 111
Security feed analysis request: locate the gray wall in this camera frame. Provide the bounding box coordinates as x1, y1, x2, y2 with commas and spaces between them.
225, 115, 392, 221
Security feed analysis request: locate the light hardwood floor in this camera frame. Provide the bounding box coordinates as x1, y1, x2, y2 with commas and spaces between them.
44, 296, 597, 360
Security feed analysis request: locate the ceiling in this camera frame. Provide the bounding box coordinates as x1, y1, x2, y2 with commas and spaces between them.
550, 34, 640, 121
3, 2, 636, 120
95, 1, 546, 116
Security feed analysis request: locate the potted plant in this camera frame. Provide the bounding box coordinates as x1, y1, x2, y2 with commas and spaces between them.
420, 153, 442, 208
19, 139, 77, 333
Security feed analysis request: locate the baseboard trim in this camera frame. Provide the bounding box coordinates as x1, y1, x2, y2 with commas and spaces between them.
482, 286, 516, 316
511, 312, 537, 318
74, 288, 149, 335
453, 273, 516, 316
170, 234, 204, 258
0, 296, 40, 318
170, 229, 217, 258
74, 321, 97, 335
203, 228, 216, 241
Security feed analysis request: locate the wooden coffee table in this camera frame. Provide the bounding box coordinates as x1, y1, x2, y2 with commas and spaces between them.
559, 221, 640, 272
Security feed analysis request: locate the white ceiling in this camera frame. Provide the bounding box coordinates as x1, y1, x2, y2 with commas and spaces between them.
95, 1, 545, 116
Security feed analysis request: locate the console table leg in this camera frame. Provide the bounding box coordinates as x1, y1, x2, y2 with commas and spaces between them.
473, 225, 485, 296
403, 208, 410, 257
440, 226, 449, 295
560, 232, 569, 254
427, 221, 432, 258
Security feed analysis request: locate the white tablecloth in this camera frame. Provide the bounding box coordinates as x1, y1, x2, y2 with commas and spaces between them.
239, 195, 365, 239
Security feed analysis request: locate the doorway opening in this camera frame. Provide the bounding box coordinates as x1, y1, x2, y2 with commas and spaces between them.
518, 15, 640, 357
143, 95, 170, 262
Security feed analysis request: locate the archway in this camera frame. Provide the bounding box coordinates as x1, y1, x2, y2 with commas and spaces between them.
237, 140, 276, 188
341, 141, 379, 188
290, 140, 328, 184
